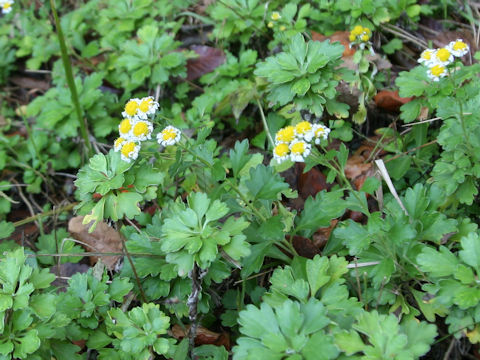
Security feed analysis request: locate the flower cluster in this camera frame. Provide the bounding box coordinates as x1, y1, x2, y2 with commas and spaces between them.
114, 97, 158, 162
349, 25, 372, 44
267, 11, 285, 31
114, 97, 182, 163
273, 121, 330, 164
418, 39, 469, 81
0, 0, 13, 14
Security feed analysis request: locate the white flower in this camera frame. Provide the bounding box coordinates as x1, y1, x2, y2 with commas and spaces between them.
427, 64, 448, 81
417, 49, 436, 66
431, 48, 454, 66
121, 98, 141, 119
275, 126, 295, 145
118, 118, 136, 138
1, 0, 13, 14
447, 39, 469, 57
273, 143, 290, 164
130, 120, 153, 142
120, 141, 141, 162
289, 140, 311, 162
157, 126, 181, 146
114, 137, 126, 152
312, 124, 331, 144
136, 96, 159, 119
294, 121, 314, 142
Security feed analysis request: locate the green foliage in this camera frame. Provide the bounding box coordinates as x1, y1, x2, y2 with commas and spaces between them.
105, 303, 176, 359
336, 311, 436, 359
114, 24, 189, 91
234, 298, 340, 360
418, 232, 480, 335
161, 192, 250, 275
36, 228, 84, 265
0, 248, 79, 359
255, 33, 349, 117
27, 72, 118, 138
75, 150, 163, 231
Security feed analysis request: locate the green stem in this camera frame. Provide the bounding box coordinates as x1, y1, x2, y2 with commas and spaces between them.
13, 202, 76, 227
256, 98, 274, 149
49, 0, 92, 157
457, 100, 474, 153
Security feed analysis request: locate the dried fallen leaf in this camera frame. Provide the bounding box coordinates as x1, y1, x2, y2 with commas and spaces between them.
171, 324, 231, 349
291, 235, 320, 259
374, 90, 413, 112
296, 163, 329, 200
312, 219, 338, 250
68, 216, 123, 270
186, 45, 226, 81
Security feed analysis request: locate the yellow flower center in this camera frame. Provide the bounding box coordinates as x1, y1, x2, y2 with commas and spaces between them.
349, 34, 356, 42
133, 122, 149, 137
430, 65, 445, 77
295, 121, 312, 135
121, 142, 135, 157
364, 28, 371, 36
125, 100, 138, 116
139, 98, 153, 113
119, 119, 132, 134
361, 34, 370, 42
280, 25, 286, 31
274, 143, 289, 157
421, 50, 432, 60
436, 48, 451, 62
276, 126, 295, 143
161, 128, 177, 140
267, 22, 274, 28
453, 41, 467, 51
3, 3, 11, 9
291, 142, 306, 154
351, 25, 364, 36
271, 12, 281, 21
114, 137, 125, 148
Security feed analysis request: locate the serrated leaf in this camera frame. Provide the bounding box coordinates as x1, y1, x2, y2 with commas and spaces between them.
246, 165, 289, 201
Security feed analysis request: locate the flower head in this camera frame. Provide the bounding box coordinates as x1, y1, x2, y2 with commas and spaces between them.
122, 99, 140, 119
349, 25, 371, 43
130, 120, 153, 141
418, 49, 436, 65
271, 12, 281, 21
294, 121, 314, 142
447, 39, 469, 57
279, 25, 286, 31
120, 141, 141, 163
427, 64, 447, 81
267, 21, 274, 28
137, 96, 159, 119
1, 0, 13, 14
290, 140, 311, 162
273, 143, 290, 164
157, 126, 181, 146
114, 137, 126, 152
432, 48, 453, 65
312, 124, 331, 144
275, 126, 295, 144
119, 118, 134, 137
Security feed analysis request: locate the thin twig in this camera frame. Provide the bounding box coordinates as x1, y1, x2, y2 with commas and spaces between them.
13, 202, 76, 227
119, 232, 147, 303
187, 264, 208, 357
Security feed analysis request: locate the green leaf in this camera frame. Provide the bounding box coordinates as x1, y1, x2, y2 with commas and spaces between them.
295, 190, 345, 237
291, 78, 310, 96
0, 221, 14, 239
306, 255, 330, 297
246, 165, 289, 201
417, 246, 459, 277
459, 232, 480, 271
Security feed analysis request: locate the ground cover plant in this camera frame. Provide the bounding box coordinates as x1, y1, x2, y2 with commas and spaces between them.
1, 0, 480, 359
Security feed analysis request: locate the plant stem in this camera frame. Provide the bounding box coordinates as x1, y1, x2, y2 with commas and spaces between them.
49, 0, 93, 157
13, 202, 76, 227
119, 227, 147, 303
187, 264, 208, 357
256, 98, 275, 149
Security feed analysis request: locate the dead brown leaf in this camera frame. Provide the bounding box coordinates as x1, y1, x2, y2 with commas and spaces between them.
374, 90, 412, 112
68, 216, 123, 270
171, 324, 230, 349
186, 45, 226, 81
